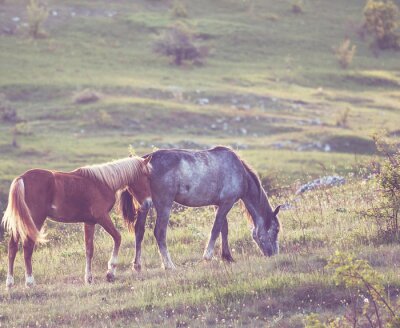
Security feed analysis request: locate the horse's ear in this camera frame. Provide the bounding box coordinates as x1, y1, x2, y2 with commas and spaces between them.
273, 205, 281, 216
143, 155, 152, 166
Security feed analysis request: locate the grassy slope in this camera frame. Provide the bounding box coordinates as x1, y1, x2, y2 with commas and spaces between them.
0, 0, 400, 326
1, 182, 400, 327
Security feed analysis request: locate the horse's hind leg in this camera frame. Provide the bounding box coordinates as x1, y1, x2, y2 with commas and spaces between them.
22, 216, 46, 288
84, 223, 95, 284
203, 202, 234, 261
23, 238, 36, 287
133, 206, 150, 272
221, 218, 234, 262
6, 235, 19, 288
97, 215, 121, 282
153, 204, 175, 270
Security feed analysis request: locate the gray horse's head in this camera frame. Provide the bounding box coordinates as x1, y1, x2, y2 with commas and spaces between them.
252, 205, 281, 256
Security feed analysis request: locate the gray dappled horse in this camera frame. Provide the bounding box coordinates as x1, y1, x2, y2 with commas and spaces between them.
120, 146, 281, 270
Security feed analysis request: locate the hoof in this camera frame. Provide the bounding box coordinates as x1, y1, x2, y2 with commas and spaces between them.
203, 249, 214, 261
106, 271, 115, 282
222, 253, 235, 263
133, 263, 142, 272
5, 276, 14, 289
163, 263, 176, 270
25, 277, 35, 288
85, 274, 93, 284
203, 254, 213, 262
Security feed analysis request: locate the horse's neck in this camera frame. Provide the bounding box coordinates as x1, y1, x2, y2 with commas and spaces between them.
74, 168, 130, 193
242, 176, 272, 224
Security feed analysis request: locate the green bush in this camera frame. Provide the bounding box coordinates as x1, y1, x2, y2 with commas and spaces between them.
73, 89, 101, 104
0, 94, 19, 123
13, 122, 32, 135
306, 252, 400, 327
335, 39, 356, 69
363, 136, 400, 240
335, 108, 351, 128
375, 136, 400, 235
292, 0, 304, 14
27, 0, 49, 38
171, 0, 188, 18
328, 252, 399, 327
154, 23, 208, 66
363, 0, 400, 50
95, 110, 115, 127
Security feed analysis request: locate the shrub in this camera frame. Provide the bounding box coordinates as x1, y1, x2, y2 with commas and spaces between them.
171, 0, 188, 18
327, 252, 399, 327
95, 110, 115, 127
14, 122, 32, 135
27, 0, 49, 38
306, 252, 400, 327
0, 95, 19, 123
335, 39, 356, 69
363, 135, 400, 240
154, 23, 207, 66
292, 0, 304, 14
335, 108, 351, 128
363, 0, 400, 50
73, 89, 101, 104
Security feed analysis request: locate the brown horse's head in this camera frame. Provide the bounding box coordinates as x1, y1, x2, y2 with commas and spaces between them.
134, 155, 152, 201
120, 155, 153, 232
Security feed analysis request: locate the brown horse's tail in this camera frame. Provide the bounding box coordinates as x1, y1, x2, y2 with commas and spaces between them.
2, 177, 46, 244
118, 189, 140, 232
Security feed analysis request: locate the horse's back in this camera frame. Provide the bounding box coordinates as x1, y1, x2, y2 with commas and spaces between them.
149, 147, 247, 206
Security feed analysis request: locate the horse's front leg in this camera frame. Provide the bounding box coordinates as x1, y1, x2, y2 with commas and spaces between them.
84, 223, 95, 284
203, 202, 234, 261
153, 205, 175, 270
97, 215, 121, 282
221, 217, 234, 262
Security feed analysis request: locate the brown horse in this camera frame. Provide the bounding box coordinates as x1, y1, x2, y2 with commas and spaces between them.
2, 156, 152, 288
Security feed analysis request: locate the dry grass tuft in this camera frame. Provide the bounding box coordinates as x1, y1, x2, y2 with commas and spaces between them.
73, 89, 102, 104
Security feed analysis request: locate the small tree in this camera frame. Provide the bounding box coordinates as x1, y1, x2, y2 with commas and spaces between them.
335, 39, 356, 69
305, 252, 400, 327
154, 23, 207, 65
0, 94, 19, 123
327, 252, 399, 327
171, 0, 188, 18
27, 0, 48, 38
374, 136, 400, 236
363, 136, 400, 240
335, 107, 351, 128
292, 0, 304, 14
363, 0, 400, 50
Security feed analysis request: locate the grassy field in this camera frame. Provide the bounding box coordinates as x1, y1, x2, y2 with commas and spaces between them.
0, 0, 400, 326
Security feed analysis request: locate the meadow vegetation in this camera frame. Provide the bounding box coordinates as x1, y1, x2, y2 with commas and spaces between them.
0, 0, 399, 326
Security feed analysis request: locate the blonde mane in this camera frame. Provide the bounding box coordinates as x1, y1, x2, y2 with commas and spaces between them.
75, 157, 147, 191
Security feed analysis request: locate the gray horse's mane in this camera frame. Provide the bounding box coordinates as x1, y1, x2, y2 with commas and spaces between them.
238, 155, 273, 226
214, 147, 270, 216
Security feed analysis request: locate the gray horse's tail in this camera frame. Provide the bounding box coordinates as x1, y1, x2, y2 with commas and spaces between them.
118, 189, 139, 232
